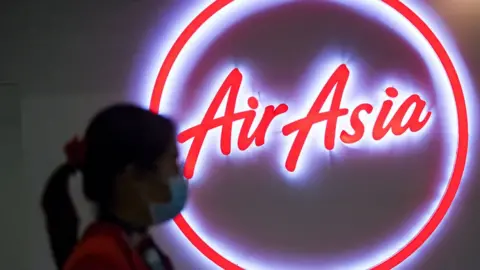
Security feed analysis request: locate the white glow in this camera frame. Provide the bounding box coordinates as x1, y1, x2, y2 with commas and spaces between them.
139, 0, 477, 269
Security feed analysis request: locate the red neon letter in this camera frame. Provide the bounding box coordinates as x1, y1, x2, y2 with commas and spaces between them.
282, 64, 350, 172
340, 103, 374, 144
178, 69, 248, 178
390, 94, 432, 135
237, 97, 289, 151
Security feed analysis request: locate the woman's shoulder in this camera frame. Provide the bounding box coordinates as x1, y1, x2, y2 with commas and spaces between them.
63, 222, 130, 270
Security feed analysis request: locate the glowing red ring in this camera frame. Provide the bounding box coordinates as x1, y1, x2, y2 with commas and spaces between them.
149, 0, 469, 269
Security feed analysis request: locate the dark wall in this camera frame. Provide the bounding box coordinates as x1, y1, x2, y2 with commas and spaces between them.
8, 0, 480, 269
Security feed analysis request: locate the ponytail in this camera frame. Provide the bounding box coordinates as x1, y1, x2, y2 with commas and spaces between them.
41, 137, 85, 269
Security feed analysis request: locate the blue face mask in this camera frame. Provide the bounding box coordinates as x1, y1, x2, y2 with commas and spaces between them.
150, 174, 188, 224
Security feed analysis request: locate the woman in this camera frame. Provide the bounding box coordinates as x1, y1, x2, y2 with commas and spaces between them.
41, 104, 188, 270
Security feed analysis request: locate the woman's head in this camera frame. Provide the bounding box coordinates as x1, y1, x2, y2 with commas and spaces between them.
41, 103, 184, 269
81, 103, 179, 222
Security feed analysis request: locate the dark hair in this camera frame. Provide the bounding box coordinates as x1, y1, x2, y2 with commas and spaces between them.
41, 103, 175, 269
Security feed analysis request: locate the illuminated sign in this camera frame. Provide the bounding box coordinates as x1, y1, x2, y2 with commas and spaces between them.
145, 0, 474, 269
178, 64, 432, 178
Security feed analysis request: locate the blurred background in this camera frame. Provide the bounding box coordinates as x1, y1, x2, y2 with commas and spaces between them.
1, 0, 479, 269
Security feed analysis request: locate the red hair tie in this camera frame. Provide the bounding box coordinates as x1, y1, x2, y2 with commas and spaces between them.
64, 136, 86, 168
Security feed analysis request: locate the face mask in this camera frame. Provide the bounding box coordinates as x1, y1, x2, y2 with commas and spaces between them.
150, 174, 188, 224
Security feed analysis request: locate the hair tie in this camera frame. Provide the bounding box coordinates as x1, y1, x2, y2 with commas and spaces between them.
64, 136, 86, 169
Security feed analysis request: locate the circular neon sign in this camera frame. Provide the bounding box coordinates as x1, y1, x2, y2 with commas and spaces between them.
148, 0, 469, 269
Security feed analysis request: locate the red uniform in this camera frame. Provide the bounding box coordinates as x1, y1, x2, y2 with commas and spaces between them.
64, 222, 173, 270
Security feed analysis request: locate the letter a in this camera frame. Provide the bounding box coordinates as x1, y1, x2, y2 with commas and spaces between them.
178, 69, 244, 179
282, 64, 350, 172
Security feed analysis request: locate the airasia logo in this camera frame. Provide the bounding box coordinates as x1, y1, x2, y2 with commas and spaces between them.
148, 0, 470, 269
178, 64, 432, 178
